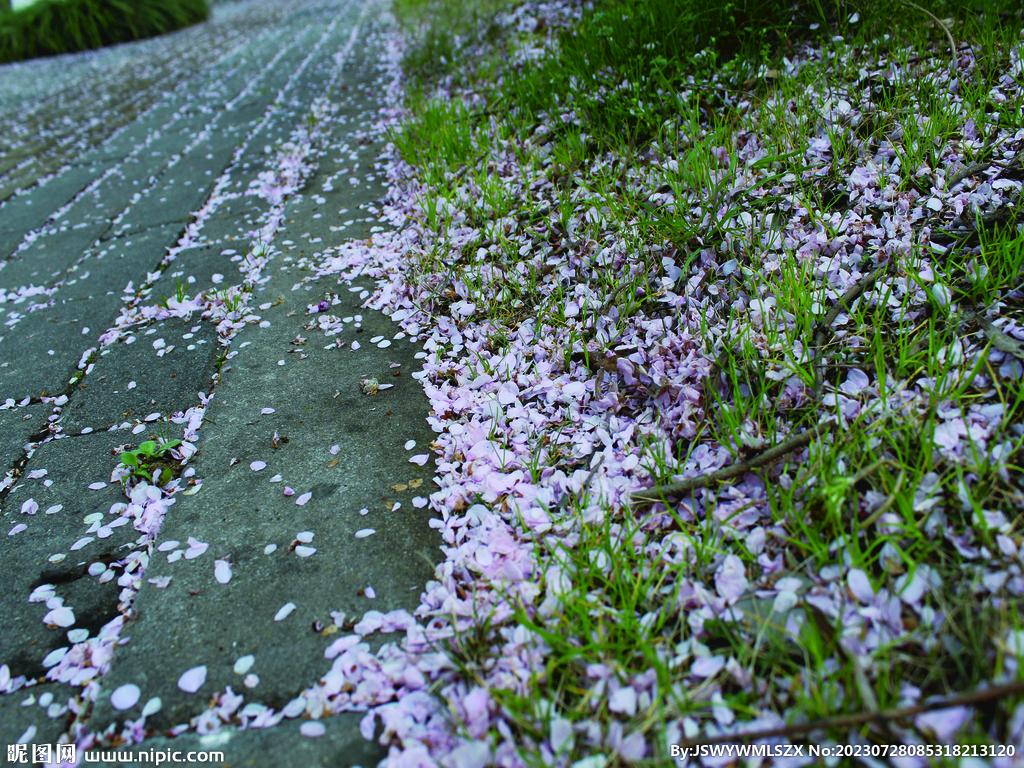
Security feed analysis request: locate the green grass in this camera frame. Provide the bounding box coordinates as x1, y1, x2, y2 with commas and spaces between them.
0, 0, 209, 64
386, 0, 1024, 758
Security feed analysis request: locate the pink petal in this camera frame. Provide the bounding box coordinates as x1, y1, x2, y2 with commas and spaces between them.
21, 499, 38, 515
714, 554, 749, 604
261, 408, 276, 415
214, 560, 233, 584
848, 569, 875, 602
70, 537, 94, 551
691, 655, 726, 678
250, 461, 267, 471
300, 722, 326, 738
44, 606, 75, 627
354, 529, 375, 539
111, 684, 141, 711
364, 586, 376, 599
295, 546, 316, 557
295, 492, 312, 506
88, 482, 107, 490
330, 444, 340, 455
8, 524, 27, 536
177, 666, 207, 693
608, 686, 637, 716
185, 537, 209, 560
283, 486, 295, 496
408, 454, 429, 466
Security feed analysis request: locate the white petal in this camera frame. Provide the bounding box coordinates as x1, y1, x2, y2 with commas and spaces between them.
354, 528, 375, 539
110, 684, 140, 711
177, 666, 207, 693
274, 602, 296, 621
214, 560, 232, 584
300, 722, 326, 738
141, 697, 162, 717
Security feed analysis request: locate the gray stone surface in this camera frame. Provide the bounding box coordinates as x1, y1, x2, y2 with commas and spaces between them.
0, 432, 139, 680
95, 714, 385, 767
0, 221, 110, 291
0, 404, 51, 472
0, 4, 439, 764
0, 295, 124, 399
61, 317, 221, 432
59, 226, 181, 302
87, 242, 439, 734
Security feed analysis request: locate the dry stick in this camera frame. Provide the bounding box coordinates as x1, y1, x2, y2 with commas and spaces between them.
812, 265, 887, 401
630, 421, 836, 502
947, 145, 1024, 190
679, 679, 1024, 749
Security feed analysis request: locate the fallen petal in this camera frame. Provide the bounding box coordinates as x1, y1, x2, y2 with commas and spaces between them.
274, 602, 296, 621
111, 684, 141, 711
177, 666, 207, 694
215, 560, 233, 584
300, 722, 326, 738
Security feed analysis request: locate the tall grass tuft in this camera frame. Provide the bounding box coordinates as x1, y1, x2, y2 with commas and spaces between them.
0, 0, 209, 65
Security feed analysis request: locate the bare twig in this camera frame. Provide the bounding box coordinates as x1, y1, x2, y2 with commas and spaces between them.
947, 146, 1024, 190
630, 422, 835, 502
679, 680, 1024, 749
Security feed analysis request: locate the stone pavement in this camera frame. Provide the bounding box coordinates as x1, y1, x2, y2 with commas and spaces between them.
0, 1, 436, 765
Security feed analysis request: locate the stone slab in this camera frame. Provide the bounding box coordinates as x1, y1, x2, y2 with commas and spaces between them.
0, 432, 141, 683
87, 266, 440, 732
0, 403, 52, 474
150, 243, 248, 298
60, 317, 220, 433
0, 221, 110, 292
0, 680, 78, 747
0, 294, 123, 399
58, 225, 181, 302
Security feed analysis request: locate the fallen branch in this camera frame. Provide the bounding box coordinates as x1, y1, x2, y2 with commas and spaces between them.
679, 679, 1024, 749
947, 145, 1024, 190
630, 421, 835, 502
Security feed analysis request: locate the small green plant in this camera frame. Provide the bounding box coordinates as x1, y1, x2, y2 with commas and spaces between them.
155, 277, 189, 310
120, 439, 182, 485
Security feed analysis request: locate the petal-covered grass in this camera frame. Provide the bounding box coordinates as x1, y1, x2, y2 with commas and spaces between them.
308, 0, 1024, 761
0, 0, 209, 65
